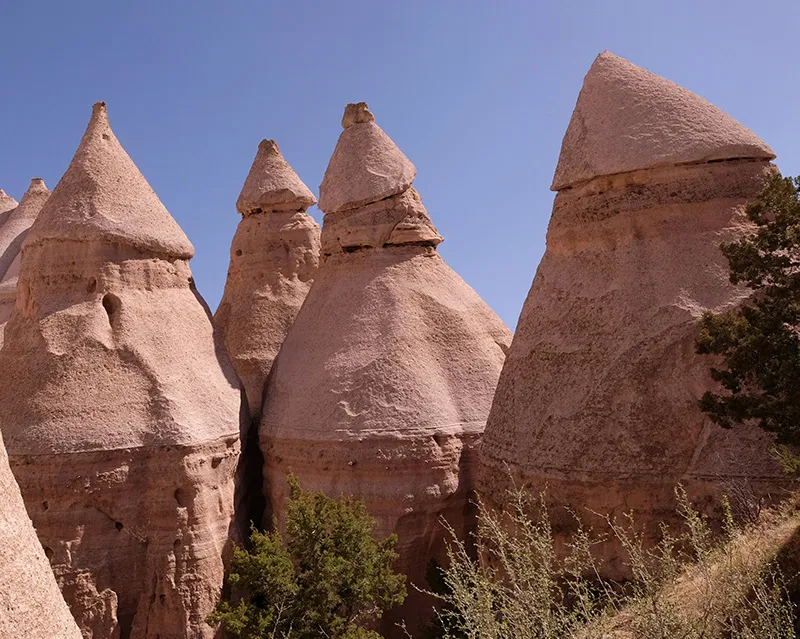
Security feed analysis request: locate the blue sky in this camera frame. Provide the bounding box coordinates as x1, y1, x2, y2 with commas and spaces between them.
1, 1, 799, 329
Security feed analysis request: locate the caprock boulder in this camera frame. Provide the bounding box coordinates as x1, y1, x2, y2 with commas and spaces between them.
215, 139, 320, 419
479, 52, 786, 575
0, 178, 50, 344
0, 429, 82, 639
260, 102, 512, 634
0, 103, 244, 638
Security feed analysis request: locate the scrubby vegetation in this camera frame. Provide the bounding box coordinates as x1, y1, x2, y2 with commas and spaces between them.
208, 474, 406, 639
425, 486, 800, 639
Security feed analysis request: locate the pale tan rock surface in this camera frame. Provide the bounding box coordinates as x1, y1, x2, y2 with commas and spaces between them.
0, 188, 18, 230
216, 140, 320, 418
0, 429, 83, 639
0, 103, 243, 638
0, 179, 50, 346
260, 103, 512, 633
318, 102, 417, 214
551, 52, 775, 190
479, 53, 787, 575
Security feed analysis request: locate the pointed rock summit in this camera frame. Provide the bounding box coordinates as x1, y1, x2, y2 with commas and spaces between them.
236, 139, 316, 214
260, 103, 511, 634
0, 188, 18, 229
216, 139, 320, 420
480, 54, 786, 575
26, 102, 194, 258
551, 51, 775, 190
0, 178, 50, 344
0, 430, 83, 638
0, 104, 244, 638
318, 102, 417, 213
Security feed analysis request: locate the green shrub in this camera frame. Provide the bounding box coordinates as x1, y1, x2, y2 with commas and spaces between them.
208, 474, 406, 639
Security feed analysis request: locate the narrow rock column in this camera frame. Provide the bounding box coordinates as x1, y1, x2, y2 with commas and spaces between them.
0, 430, 83, 638
0, 179, 50, 343
260, 103, 512, 634
479, 52, 786, 576
0, 103, 244, 639
215, 139, 320, 419
0, 188, 18, 230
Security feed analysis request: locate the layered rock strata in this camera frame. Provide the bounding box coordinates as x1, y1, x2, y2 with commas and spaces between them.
0, 429, 83, 638
0, 103, 243, 638
0, 179, 50, 343
260, 102, 512, 632
479, 52, 786, 573
215, 139, 320, 419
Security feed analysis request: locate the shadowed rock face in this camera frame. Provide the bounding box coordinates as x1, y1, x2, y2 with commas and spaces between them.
260, 102, 512, 634
215, 140, 320, 419
0, 179, 50, 345
0, 430, 83, 638
0, 103, 244, 638
0, 188, 19, 231
479, 53, 787, 576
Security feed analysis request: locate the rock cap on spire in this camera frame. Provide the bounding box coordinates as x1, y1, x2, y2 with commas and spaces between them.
25, 102, 194, 258
551, 51, 775, 191
319, 102, 416, 214
236, 139, 316, 215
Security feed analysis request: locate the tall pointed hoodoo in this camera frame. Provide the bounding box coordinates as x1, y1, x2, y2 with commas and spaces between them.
0, 188, 18, 229
0, 179, 50, 343
215, 139, 320, 418
479, 52, 784, 573
259, 102, 512, 633
0, 103, 244, 638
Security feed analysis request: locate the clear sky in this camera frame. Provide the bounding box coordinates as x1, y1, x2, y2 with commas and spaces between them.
2, 1, 799, 329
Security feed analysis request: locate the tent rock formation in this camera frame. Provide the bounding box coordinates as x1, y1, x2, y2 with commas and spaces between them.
215, 139, 320, 419
0, 178, 50, 345
479, 52, 785, 574
260, 102, 512, 633
0, 103, 243, 638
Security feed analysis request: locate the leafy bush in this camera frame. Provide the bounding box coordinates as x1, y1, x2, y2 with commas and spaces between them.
208, 474, 406, 639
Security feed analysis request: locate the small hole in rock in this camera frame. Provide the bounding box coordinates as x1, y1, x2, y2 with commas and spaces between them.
102, 293, 121, 324
235, 249, 243, 257
87, 278, 97, 294
211, 456, 222, 469
115, 521, 124, 531
159, 594, 166, 604
42, 500, 49, 511
44, 546, 54, 559
174, 488, 187, 507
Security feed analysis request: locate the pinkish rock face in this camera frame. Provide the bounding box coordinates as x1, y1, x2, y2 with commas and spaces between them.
0, 104, 244, 639
0, 179, 50, 347
551, 52, 775, 190
0, 188, 19, 232
216, 140, 321, 419
480, 53, 786, 577
261, 103, 511, 635
0, 429, 83, 639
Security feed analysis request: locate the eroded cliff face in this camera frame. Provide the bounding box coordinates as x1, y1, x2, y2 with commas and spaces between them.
0, 103, 244, 638
215, 140, 320, 420
0, 428, 83, 639
479, 52, 786, 576
260, 103, 512, 634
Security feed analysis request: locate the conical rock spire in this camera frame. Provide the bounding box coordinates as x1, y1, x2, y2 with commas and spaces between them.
261, 103, 511, 635
217, 138, 320, 418
319, 102, 416, 213
551, 51, 775, 190
26, 102, 194, 257
0, 189, 18, 230
0, 178, 50, 282
236, 139, 316, 214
